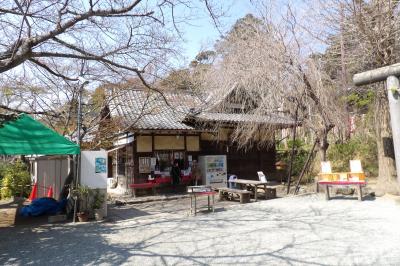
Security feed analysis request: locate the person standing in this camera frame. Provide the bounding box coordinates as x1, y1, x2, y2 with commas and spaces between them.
170, 160, 181, 192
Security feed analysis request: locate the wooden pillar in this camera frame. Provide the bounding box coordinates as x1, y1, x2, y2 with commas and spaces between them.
271, 141, 277, 172
151, 133, 155, 151
115, 148, 118, 178
133, 137, 139, 184
184, 133, 187, 150
184, 133, 187, 167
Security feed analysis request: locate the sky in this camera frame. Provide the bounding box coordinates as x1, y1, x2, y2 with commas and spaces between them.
179, 1, 256, 64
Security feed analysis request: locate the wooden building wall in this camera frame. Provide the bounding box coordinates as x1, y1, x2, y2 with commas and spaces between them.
200, 140, 276, 180
110, 131, 277, 185
133, 133, 201, 184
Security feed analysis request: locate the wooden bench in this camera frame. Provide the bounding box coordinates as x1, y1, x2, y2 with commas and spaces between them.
218, 187, 251, 204
265, 187, 277, 199
317, 181, 366, 201
231, 179, 278, 201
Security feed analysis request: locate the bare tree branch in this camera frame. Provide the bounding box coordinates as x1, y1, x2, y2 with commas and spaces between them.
0, 104, 60, 117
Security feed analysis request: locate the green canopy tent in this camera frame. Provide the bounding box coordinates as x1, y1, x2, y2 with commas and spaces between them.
0, 114, 80, 220
0, 114, 80, 155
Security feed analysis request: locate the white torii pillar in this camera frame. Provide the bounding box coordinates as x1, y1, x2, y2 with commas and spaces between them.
353, 63, 400, 183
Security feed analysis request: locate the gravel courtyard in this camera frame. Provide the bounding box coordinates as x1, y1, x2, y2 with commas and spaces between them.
1, 194, 400, 266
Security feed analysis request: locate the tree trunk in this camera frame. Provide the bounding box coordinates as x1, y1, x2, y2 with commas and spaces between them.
319, 130, 329, 162
286, 108, 298, 194
374, 88, 398, 194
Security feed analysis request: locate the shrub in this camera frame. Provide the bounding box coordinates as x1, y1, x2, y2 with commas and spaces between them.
91, 189, 105, 210
0, 162, 7, 182
0, 160, 31, 199
277, 139, 309, 177
72, 185, 92, 213
327, 136, 378, 176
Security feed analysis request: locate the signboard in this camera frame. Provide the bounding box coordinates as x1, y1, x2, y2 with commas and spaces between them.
113, 134, 134, 146
81, 151, 107, 189
150, 157, 157, 171
139, 157, 151, 173
95, 157, 107, 173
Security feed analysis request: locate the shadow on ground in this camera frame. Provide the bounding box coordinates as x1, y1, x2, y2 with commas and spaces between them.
0, 194, 398, 266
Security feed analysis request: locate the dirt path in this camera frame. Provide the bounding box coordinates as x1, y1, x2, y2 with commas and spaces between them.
1, 194, 399, 265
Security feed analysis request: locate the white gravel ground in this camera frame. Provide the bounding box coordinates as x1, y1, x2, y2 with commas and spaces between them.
1, 194, 400, 266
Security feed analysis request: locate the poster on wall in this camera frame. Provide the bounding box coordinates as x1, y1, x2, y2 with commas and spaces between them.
139, 157, 151, 173
95, 157, 107, 173
150, 157, 157, 171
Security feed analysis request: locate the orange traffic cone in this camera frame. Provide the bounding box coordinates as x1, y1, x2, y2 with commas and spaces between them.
28, 182, 38, 201
47, 186, 54, 198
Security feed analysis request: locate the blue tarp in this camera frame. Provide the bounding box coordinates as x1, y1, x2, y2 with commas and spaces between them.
20, 197, 67, 217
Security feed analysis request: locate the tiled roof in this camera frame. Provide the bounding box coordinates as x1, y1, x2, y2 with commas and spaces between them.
109, 89, 201, 130
194, 112, 295, 127
109, 89, 295, 131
